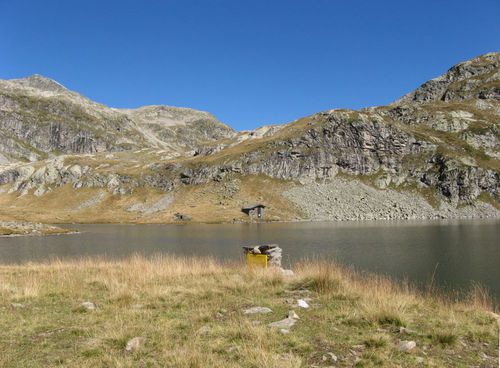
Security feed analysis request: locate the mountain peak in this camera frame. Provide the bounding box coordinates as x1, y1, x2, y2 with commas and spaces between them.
11, 74, 68, 93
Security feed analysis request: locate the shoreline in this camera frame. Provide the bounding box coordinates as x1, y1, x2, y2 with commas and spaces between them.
1, 216, 499, 238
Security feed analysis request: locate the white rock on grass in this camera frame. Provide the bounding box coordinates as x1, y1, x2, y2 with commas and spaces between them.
297, 299, 310, 309
269, 311, 300, 330
125, 337, 144, 353
322, 352, 338, 363
81, 301, 96, 311
288, 310, 300, 319
399, 340, 417, 352
243, 306, 272, 314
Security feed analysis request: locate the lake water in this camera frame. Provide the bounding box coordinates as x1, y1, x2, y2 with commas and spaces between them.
0, 220, 499, 301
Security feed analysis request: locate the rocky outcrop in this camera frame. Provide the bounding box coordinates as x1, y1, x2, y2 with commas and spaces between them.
178, 107, 498, 205
395, 52, 500, 104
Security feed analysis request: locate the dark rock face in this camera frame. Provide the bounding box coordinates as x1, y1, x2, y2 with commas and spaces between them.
251, 113, 427, 178
0, 169, 19, 185
430, 156, 499, 203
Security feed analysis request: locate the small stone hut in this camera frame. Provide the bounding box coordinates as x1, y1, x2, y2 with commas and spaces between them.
241, 204, 266, 218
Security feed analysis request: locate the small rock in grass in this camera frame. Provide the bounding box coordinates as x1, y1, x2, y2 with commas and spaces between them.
288, 310, 300, 319
269, 318, 296, 330
125, 337, 144, 353
244, 306, 272, 314
322, 352, 338, 363
297, 299, 310, 309
416, 357, 424, 364
479, 352, 489, 360
269, 311, 299, 329
399, 340, 416, 352
399, 327, 413, 334
11, 303, 25, 309
280, 329, 290, 334
81, 301, 96, 311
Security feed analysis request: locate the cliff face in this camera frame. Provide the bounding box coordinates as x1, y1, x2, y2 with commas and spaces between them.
0, 53, 498, 222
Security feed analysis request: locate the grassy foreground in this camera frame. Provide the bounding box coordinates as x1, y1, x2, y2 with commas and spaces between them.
0, 256, 498, 367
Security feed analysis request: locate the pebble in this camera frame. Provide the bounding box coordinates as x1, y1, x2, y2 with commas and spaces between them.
81, 301, 96, 311
297, 299, 310, 309
399, 327, 414, 334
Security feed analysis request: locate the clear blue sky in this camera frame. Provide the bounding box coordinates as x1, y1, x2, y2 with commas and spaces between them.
1, 1, 499, 130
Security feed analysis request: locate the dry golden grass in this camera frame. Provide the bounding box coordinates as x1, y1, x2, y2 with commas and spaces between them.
0, 256, 498, 367
0, 175, 303, 224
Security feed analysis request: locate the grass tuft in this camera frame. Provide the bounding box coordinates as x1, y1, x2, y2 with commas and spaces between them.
431, 332, 458, 346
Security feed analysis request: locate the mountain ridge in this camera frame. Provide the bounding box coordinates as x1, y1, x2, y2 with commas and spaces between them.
0, 53, 498, 224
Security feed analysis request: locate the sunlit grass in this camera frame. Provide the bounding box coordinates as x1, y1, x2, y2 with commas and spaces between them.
0, 256, 498, 367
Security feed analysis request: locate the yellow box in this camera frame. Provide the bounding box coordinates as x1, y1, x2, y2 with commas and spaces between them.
246, 253, 268, 269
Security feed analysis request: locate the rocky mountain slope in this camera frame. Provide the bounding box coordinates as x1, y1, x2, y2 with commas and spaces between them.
0, 53, 498, 223
0, 75, 234, 162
